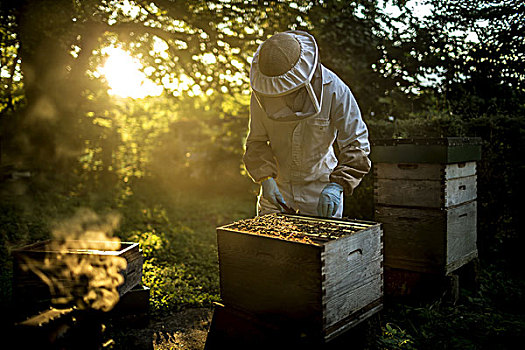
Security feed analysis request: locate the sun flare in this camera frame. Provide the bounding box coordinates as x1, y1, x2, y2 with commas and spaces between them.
98, 47, 162, 98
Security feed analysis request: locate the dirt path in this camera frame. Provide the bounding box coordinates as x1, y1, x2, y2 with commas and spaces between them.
113, 308, 214, 350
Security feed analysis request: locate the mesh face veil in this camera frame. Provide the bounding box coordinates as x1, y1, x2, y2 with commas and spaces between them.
250, 31, 323, 122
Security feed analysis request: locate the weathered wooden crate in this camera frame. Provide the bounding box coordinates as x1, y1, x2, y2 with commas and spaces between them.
374, 162, 477, 208
371, 138, 481, 290
12, 240, 143, 312
216, 214, 383, 342
375, 201, 477, 274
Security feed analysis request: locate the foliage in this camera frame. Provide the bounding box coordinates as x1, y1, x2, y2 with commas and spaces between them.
127, 179, 253, 312
113, 178, 255, 313
148, 93, 252, 186
421, 0, 525, 91
378, 323, 416, 349
307, 0, 428, 118
374, 264, 525, 349
113, 0, 305, 94
0, 0, 306, 171
0, 5, 23, 114
410, 0, 525, 264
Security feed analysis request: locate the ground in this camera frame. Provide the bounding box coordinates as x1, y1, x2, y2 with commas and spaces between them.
110, 306, 379, 350
110, 308, 213, 350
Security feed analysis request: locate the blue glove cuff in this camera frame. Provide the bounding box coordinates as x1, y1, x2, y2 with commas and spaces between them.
325, 182, 344, 193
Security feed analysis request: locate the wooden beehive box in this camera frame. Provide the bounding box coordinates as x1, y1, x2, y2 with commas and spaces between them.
12, 240, 143, 312
217, 214, 383, 342
371, 137, 481, 276
375, 201, 477, 274
374, 162, 477, 209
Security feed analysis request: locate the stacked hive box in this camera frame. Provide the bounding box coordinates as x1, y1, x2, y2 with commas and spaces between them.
371, 138, 481, 295
216, 213, 383, 343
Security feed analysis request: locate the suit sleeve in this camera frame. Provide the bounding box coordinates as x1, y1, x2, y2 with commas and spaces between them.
329, 85, 371, 195
243, 94, 278, 183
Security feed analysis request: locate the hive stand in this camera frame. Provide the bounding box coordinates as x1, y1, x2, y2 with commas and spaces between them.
204, 302, 379, 350
371, 138, 481, 301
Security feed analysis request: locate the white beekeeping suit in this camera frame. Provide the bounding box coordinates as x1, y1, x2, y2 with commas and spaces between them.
243, 30, 371, 218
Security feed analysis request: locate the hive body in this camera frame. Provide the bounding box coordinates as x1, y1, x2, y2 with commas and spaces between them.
372, 138, 480, 280
217, 214, 383, 342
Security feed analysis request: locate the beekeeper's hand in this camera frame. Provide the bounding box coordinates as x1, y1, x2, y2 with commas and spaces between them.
317, 183, 344, 217
261, 177, 286, 210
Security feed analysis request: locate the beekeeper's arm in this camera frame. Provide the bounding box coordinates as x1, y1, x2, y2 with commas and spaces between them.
243, 95, 286, 209
243, 94, 278, 182
330, 85, 371, 194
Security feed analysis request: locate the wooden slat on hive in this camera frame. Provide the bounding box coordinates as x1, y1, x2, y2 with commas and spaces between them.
444, 162, 476, 179
375, 178, 443, 208
446, 201, 478, 274
375, 163, 443, 180
322, 224, 383, 331
444, 176, 477, 208
375, 162, 476, 180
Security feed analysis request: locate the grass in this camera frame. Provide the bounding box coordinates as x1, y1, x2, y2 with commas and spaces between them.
376, 265, 525, 349
115, 178, 256, 313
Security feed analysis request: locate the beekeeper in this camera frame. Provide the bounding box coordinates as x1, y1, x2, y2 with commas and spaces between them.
243, 30, 371, 218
